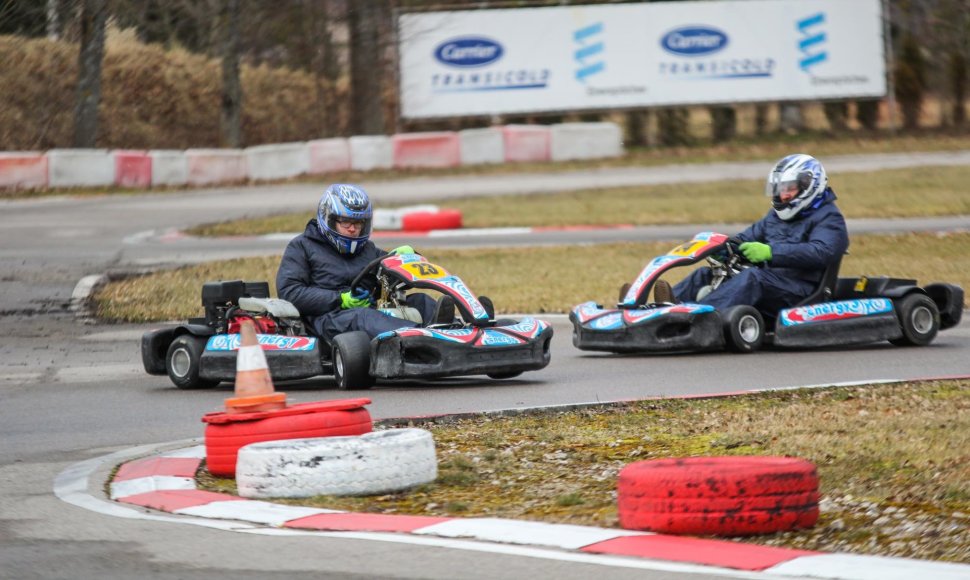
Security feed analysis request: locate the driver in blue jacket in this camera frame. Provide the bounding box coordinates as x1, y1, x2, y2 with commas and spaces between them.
276, 184, 450, 341
655, 154, 849, 315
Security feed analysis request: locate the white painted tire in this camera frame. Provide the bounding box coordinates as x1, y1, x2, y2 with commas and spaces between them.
235, 428, 437, 498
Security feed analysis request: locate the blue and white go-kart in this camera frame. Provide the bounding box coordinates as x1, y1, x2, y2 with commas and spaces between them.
570, 232, 963, 354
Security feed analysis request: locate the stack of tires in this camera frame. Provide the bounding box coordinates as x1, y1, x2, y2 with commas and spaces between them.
617, 456, 820, 536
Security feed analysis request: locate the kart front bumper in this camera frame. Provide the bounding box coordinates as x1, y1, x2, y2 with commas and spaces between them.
570, 301, 723, 353
369, 318, 553, 379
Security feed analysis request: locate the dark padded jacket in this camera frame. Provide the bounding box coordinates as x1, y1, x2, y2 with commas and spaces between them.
276, 220, 386, 317
735, 190, 849, 286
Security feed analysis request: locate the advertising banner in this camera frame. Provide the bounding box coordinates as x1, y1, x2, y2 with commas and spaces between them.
398, 0, 885, 119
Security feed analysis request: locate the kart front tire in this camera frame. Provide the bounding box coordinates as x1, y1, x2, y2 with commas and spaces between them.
166, 335, 219, 389
333, 331, 375, 390
722, 306, 764, 353
890, 293, 940, 346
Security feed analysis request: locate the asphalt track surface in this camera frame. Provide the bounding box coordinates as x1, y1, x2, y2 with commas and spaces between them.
1, 151, 969, 579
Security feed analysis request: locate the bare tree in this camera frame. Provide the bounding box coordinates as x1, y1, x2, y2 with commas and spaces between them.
219, 0, 242, 147
348, 0, 385, 135
73, 0, 107, 148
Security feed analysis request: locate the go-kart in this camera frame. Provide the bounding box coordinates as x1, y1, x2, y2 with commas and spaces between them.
570, 232, 963, 354
141, 253, 553, 390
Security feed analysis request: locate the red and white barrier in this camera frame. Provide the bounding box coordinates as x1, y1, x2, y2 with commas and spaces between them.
0, 122, 623, 191
0, 152, 47, 190
308, 138, 351, 174
113, 150, 152, 188
245, 142, 308, 181
349, 136, 393, 171
150, 150, 188, 187
392, 132, 460, 169
47, 149, 114, 188
502, 125, 551, 163
459, 127, 504, 166
186, 149, 247, 186
551, 122, 623, 161
373, 205, 462, 231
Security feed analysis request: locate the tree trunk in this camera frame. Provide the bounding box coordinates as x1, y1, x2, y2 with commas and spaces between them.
72, 0, 107, 148
220, 0, 243, 147
823, 101, 848, 132
348, 0, 385, 135
709, 106, 736, 143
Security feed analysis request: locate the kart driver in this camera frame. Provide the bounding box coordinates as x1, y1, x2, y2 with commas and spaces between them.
276, 183, 452, 340
655, 154, 849, 315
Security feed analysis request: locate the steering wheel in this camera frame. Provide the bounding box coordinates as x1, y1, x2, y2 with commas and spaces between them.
349, 254, 389, 300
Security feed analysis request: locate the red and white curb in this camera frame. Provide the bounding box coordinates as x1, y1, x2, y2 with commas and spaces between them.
54, 439, 970, 580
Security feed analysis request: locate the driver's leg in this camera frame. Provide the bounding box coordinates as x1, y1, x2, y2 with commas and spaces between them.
315, 309, 419, 341
672, 268, 714, 302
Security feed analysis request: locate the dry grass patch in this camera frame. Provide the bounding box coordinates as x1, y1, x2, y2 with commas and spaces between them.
186, 164, 970, 236
197, 380, 970, 562
94, 231, 970, 322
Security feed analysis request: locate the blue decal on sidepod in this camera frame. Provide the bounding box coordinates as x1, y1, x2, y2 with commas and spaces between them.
661, 27, 728, 56
435, 37, 504, 68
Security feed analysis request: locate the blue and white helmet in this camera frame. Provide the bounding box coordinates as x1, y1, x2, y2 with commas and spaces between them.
316, 184, 373, 255
764, 154, 828, 221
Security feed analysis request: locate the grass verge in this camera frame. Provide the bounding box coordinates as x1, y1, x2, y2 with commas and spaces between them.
94, 231, 970, 322
197, 379, 970, 563
184, 162, 970, 236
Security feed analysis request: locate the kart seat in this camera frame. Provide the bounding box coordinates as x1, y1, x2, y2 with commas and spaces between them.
793, 254, 844, 307
238, 296, 301, 318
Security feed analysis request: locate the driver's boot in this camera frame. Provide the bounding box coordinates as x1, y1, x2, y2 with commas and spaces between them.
653, 280, 677, 304
429, 295, 456, 326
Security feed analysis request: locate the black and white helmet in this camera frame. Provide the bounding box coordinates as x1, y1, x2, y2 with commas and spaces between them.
764, 154, 828, 221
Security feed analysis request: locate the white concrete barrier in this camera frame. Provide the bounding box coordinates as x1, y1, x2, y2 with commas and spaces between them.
113, 150, 152, 188
502, 125, 551, 163
459, 128, 504, 166
551, 122, 623, 161
349, 136, 392, 172
0, 152, 48, 190
308, 138, 351, 174
47, 149, 114, 188
246, 142, 309, 181
392, 132, 460, 169
186, 149, 247, 186
149, 150, 188, 187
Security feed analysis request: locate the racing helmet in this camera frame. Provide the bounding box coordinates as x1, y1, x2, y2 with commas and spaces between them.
316, 184, 373, 255
764, 154, 828, 221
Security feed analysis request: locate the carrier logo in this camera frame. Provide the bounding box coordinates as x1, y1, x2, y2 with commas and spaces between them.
797, 13, 827, 71
574, 22, 605, 82
661, 26, 728, 56
434, 37, 503, 68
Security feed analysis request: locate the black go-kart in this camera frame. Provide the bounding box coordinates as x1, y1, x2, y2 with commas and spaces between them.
141, 253, 553, 390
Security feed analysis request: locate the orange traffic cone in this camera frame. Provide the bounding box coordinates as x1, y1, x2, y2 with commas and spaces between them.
224, 319, 287, 414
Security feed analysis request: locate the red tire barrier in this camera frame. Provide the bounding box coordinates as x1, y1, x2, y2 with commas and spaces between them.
400, 209, 463, 232
202, 398, 373, 478
618, 456, 820, 536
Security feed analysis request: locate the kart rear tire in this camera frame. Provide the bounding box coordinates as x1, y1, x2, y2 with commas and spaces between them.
722, 306, 764, 353
333, 331, 375, 390
487, 371, 523, 379
166, 335, 219, 389
890, 293, 940, 346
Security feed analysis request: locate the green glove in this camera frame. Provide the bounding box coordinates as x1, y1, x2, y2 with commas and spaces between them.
340, 290, 371, 309
739, 241, 772, 263
390, 245, 414, 255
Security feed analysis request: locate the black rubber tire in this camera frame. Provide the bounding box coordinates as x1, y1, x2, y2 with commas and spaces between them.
722, 306, 764, 353
166, 334, 219, 389
487, 371, 523, 379
890, 293, 940, 346
333, 331, 375, 390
